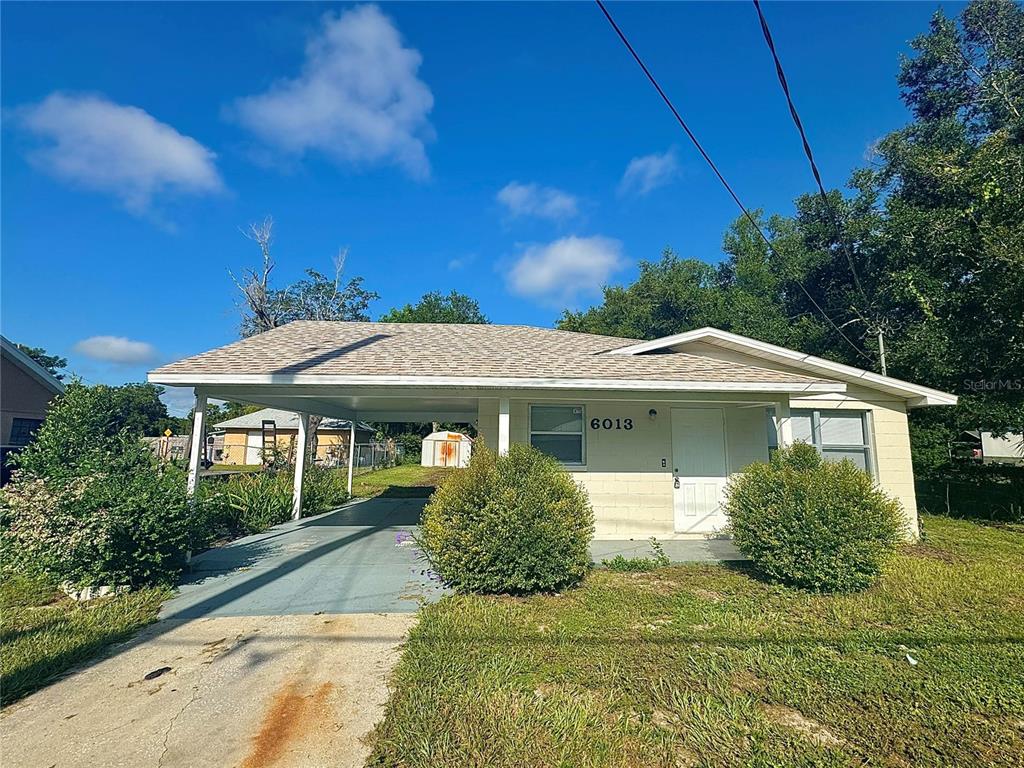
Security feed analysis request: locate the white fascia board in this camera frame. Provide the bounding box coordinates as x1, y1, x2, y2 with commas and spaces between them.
148, 371, 843, 395
608, 327, 957, 407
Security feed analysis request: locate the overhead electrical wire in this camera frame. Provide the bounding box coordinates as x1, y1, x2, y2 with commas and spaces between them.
751, 0, 870, 307
593, 0, 871, 362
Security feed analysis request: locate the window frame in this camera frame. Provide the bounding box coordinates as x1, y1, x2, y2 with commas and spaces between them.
529, 403, 587, 467
8, 417, 43, 448
768, 408, 875, 477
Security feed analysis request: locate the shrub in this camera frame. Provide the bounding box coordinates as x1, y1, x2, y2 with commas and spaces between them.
1, 465, 202, 588
724, 443, 904, 592
419, 443, 594, 594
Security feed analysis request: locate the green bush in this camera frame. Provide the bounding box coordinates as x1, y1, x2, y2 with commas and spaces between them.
1, 465, 202, 588
420, 444, 594, 594
724, 443, 905, 592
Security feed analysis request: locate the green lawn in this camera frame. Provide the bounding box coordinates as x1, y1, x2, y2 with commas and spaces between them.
0, 575, 167, 706
352, 464, 453, 499
369, 516, 1024, 767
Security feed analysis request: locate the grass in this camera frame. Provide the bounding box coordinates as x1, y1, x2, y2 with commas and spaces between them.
351, 464, 453, 499
0, 575, 168, 706
368, 516, 1024, 767
207, 463, 262, 472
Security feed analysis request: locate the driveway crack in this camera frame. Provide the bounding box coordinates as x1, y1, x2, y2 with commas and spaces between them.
157, 671, 203, 768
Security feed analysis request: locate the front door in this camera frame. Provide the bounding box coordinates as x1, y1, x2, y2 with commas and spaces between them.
671, 408, 729, 534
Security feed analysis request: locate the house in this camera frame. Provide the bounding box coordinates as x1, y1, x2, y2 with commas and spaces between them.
212, 407, 375, 466
1, 335, 65, 484
149, 321, 957, 536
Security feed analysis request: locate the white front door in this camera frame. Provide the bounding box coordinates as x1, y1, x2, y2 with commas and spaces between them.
671, 408, 730, 534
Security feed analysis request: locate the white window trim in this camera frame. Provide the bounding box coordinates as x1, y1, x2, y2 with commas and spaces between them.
529, 403, 587, 467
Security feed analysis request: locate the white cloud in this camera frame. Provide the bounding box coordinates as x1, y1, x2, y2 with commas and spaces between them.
618, 149, 680, 197
505, 236, 624, 305
74, 336, 159, 365
230, 5, 434, 179
497, 182, 579, 221
17, 93, 223, 213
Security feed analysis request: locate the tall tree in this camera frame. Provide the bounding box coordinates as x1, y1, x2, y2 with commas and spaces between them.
380, 291, 489, 324
16, 344, 67, 380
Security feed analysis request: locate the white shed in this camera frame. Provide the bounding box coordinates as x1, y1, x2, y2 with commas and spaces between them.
421, 431, 472, 468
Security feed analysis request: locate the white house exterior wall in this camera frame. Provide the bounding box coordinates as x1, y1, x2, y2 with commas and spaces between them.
477, 386, 921, 540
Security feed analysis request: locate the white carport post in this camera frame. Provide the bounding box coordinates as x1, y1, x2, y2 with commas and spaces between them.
775, 396, 793, 448
346, 422, 356, 495
186, 391, 207, 497
498, 397, 510, 456
292, 412, 310, 520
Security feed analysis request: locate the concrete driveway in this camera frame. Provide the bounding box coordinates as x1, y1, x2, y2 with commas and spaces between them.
0, 497, 436, 768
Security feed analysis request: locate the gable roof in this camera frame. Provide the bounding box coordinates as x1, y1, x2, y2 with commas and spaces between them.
608, 327, 957, 407
1, 335, 65, 396
149, 321, 841, 394
212, 407, 372, 432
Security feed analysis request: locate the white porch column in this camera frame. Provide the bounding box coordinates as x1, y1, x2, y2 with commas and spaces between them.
292, 412, 310, 520
498, 398, 510, 456
346, 422, 356, 495
775, 396, 794, 449
186, 391, 207, 497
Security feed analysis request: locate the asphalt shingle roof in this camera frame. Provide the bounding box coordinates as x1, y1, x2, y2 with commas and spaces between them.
150, 321, 833, 386
212, 407, 372, 432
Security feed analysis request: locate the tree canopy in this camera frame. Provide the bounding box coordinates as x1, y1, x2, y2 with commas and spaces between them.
380, 291, 489, 324
16, 344, 67, 380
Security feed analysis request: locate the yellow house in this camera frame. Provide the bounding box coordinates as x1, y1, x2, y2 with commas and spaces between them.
213, 407, 374, 466
151, 321, 957, 535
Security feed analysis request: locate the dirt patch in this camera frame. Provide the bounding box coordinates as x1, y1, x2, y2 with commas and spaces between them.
762, 704, 845, 748
730, 669, 765, 694
905, 544, 962, 564
688, 587, 725, 603
241, 680, 335, 768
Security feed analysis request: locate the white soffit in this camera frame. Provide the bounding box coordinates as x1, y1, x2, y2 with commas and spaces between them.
608, 327, 958, 408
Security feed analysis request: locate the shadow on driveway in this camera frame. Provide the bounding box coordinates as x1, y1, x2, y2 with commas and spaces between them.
162, 497, 442, 621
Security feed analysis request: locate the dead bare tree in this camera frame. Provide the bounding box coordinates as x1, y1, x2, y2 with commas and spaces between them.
230, 217, 281, 338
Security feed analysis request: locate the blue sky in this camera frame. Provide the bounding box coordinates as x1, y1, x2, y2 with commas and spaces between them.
2, 1, 960, 414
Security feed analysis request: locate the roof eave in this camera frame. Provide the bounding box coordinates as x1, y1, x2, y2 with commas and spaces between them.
149, 371, 843, 395
609, 327, 958, 408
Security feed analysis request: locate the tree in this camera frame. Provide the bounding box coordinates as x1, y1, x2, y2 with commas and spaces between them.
232, 217, 379, 338
16, 344, 67, 380
380, 291, 489, 324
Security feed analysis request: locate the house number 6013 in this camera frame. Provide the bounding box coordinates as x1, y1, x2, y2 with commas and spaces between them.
590, 418, 633, 430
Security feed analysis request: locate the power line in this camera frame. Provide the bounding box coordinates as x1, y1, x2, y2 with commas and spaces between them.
594, 0, 871, 362
751, 0, 888, 371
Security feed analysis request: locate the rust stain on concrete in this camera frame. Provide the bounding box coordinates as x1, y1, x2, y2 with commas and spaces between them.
240, 680, 335, 768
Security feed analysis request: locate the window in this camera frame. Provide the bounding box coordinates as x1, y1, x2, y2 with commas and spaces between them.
530, 405, 585, 465
767, 409, 874, 474
8, 418, 43, 447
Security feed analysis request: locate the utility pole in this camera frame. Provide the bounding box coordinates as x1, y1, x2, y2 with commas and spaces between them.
876, 327, 887, 377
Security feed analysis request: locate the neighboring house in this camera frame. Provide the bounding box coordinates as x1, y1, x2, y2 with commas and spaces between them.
149, 321, 958, 538
212, 407, 374, 466
961, 430, 1024, 465
1, 335, 65, 484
